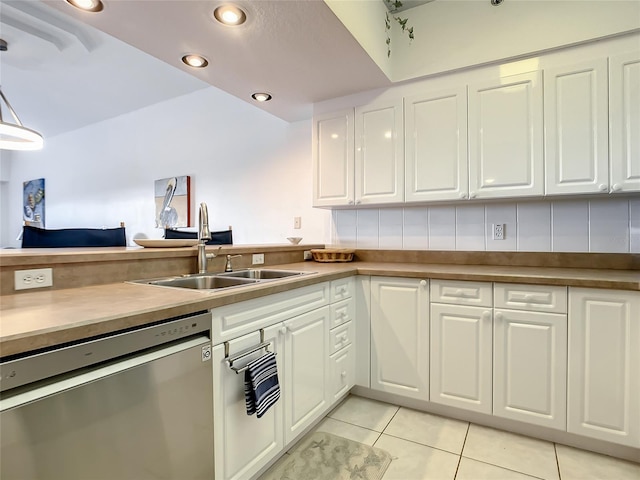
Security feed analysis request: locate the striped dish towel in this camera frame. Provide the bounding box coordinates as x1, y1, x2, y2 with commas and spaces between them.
244, 352, 280, 418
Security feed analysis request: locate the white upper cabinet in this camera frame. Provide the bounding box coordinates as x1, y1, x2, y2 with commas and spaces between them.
544, 59, 609, 195
355, 99, 405, 205
468, 71, 544, 199
312, 109, 355, 207
405, 87, 469, 202
609, 51, 640, 193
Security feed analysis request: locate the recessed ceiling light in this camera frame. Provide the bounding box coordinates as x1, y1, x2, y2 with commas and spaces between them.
251, 93, 272, 102
182, 54, 209, 68
65, 0, 104, 13
213, 5, 247, 26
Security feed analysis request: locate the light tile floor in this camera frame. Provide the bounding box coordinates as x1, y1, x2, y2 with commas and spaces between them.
264, 395, 640, 480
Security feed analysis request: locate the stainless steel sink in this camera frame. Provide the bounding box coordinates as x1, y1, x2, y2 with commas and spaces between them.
218, 269, 307, 280
139, 274, 258, 290
132, 269, 313, 291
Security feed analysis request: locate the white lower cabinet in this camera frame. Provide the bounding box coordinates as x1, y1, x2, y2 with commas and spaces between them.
213, 330, 284, 480
430, 286, 493, 414
493, 308, 567, 429
272, 306, 330, 445
370, 276, 429, 400
568, 288, 640, 447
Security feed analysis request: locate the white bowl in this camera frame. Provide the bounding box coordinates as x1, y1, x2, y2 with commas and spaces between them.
287, 237, 302, 245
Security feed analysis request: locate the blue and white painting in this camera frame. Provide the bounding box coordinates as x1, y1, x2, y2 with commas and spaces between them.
23, 178, 45, 227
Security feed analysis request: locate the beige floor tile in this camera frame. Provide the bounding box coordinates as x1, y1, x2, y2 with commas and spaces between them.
383, 407, 469, 454
456, 457, 540, 480
328, 395, 399, 432
462, 424, 559, 480
313, 417, 381, 446
556, 444, 640, 480
375, 434, 460, 480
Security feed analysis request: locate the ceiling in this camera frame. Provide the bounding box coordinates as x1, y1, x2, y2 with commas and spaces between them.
0, 0, 394, 140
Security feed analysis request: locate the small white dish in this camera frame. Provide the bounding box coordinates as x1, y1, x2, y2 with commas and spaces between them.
287, 237, 302, 245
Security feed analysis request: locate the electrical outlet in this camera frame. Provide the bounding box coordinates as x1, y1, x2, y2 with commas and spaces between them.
15, 268, 53, 290
252, 253, 265, 265
303, 250, 313, 260
294, 217, 301, 229
493, 223, 505, 240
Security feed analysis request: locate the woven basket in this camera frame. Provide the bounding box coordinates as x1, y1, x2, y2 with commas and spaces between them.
310, 248, 354, 263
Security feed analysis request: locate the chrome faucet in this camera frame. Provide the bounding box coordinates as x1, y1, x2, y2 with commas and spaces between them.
197, 202, 220, 273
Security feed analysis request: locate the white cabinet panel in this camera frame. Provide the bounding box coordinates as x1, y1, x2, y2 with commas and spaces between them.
610, 51, 640, 193
355, 100, 404, 205
329, 343, 355, 404
405, 87, 469, 202
545, 59, 609, 195
312, 109, 355, 206
213, 331, 284, 480
568, 288, 640, 447
431, 279, 492, 307
370, 276, 429, 400
282, 306, 330, 445
494, 283, 567, 314
494, 309, 567, 430
430, 303, 493, 414
468, 71, 543, 199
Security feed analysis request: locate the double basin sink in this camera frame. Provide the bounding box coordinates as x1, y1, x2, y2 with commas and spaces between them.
134, 269, 312, 291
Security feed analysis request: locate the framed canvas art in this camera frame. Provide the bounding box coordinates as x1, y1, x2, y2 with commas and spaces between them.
155, 176, 191, 228
23, 178, 45, 227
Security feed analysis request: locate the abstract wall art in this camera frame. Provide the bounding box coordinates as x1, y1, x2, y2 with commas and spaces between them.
154, 176, 191, 228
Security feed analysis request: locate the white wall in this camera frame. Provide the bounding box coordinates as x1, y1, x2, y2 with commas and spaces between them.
331, 198, 640, 253
3, 87, 331, 247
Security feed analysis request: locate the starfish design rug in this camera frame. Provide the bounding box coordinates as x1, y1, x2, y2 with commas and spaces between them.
262, 431, 392, 480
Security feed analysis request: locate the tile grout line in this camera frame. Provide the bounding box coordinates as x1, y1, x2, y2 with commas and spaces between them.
554, 442, 562, 480
453, 422, 471, 479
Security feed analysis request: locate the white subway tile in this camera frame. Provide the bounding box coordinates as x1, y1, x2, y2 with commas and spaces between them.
552, 201, 589, 252
403, 207, 429, 250
429, 206, 456, 250
517, 202, 551, 252
379, 208, 404, 249
357, 209, 379, 249
485, 204, 517, 251
589, 199, 630, 253
332, 210, 357, 248
631, 198, 640, 254
456, 205, 485, 251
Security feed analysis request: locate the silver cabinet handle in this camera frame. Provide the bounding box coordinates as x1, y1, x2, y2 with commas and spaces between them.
459, 192, 467, 199
598, 183, 608, 192
612, 183, 622, 192
420, 280, 427, 287
469, 191, 477, 199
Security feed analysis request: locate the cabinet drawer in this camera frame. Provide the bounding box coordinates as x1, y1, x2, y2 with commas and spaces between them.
329, 321, 354, 355
212, 282, 330, 344
431, 280, 492, 307
331, 277, 355, 302
495, 283, 567, 313
330, 298, 355, 329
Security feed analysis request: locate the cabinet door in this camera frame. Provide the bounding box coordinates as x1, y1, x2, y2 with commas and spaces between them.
405, 87, 469, 202
468, 71, 543, 199
610, 51, 640, 193
282, 306, 329, 445
213, 331, 284, 480
370, 277, 429, 400
355, 99, 404, 205
568, 288, 640, 447
430, 303, 493, 414
544, 59, 609, 195
312, 109, 355, 207
493, 309, 567, 430
328, 343, 355, 406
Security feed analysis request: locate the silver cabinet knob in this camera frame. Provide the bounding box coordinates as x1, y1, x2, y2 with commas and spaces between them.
612, 183, 622, 192
420, 280, 427, 287
459, 192, 467, 199
494, 312, 503, 321
469, 191, 477, 199
598, 184, 608, 192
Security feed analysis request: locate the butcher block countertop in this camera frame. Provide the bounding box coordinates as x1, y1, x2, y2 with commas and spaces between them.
1, 247, 638, 357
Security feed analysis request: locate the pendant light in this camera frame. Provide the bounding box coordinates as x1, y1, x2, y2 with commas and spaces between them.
0, 40, 44, 151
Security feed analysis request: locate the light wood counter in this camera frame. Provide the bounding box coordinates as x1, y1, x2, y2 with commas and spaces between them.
1, 257, 638, 357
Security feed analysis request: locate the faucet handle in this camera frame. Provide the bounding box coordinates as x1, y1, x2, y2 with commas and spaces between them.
224, 254, 242, 272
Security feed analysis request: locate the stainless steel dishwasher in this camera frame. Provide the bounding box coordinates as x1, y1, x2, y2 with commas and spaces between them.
0, 311, 214, 480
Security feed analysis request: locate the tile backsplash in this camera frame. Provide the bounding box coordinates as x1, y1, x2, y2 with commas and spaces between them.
331, 197, 640, 253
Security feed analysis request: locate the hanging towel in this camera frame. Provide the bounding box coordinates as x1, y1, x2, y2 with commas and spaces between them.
244, 352, 280, 418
